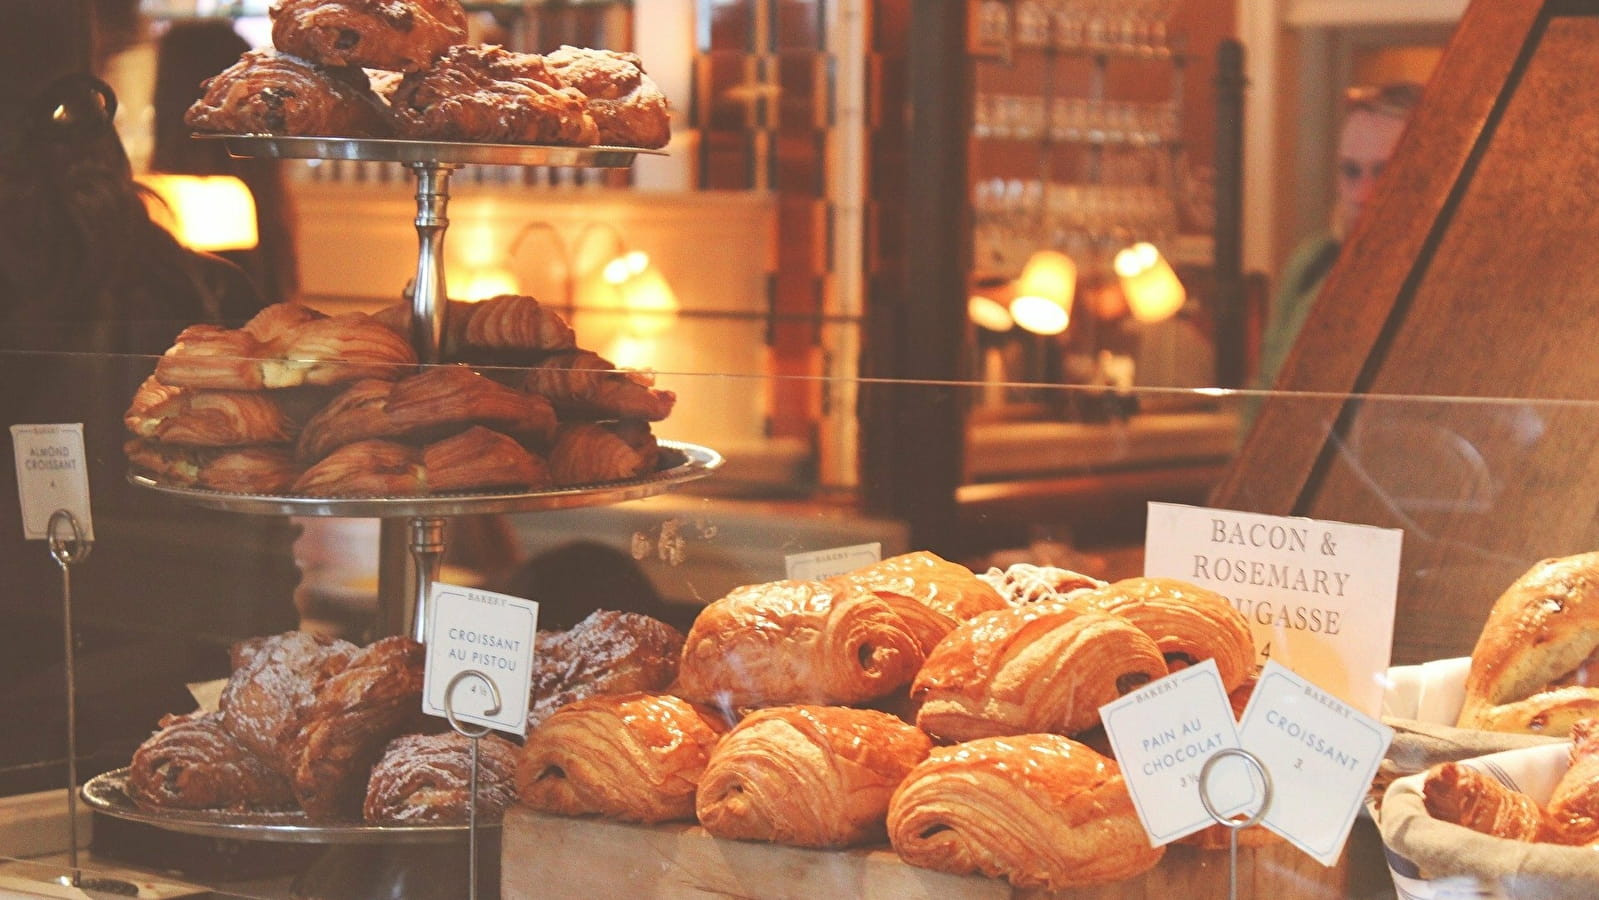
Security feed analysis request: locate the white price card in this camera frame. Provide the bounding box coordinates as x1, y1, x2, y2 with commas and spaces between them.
1237, 660, 1394, 866
1143, 501, 1402, 715
10, 424, 93, 542
785, 542, 881, 580
422, 582, 538, 736
1099, 660, 1259, 846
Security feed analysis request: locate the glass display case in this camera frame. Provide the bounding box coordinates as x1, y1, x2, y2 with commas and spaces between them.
4, 337, 1597, 898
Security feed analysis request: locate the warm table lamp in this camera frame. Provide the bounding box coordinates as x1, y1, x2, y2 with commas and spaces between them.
1009, 249, 1076, 335
1113, 241, 1186, 323
138, 174, 259, 252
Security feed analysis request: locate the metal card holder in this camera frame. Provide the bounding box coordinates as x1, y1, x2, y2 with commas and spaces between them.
1197, 747, 1274, 900
442, 669, 503, 900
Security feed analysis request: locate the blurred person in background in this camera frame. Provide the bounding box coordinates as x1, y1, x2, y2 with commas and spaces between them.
0, 0, 300, 795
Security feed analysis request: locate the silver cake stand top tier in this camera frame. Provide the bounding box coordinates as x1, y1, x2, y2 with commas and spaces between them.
193, 133, 664, 167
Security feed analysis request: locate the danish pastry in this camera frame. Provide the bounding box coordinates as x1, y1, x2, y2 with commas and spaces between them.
386, 44, 599, 145
184, 48, 392, 137
530, 610, 684, 729
125, 376, 299, 446
825, 551, 1009, 654
292, 636, 427, 821
888, 733, 1163, 889
1458, 553, 1599, 735
124, 439, 303, 494
363, 731, 519, 825
517, 692, 726, 823
270, 0, 467, 73
543, 45, 671, 148
673, 579, 928, 710
291, 427, 549, 497
912, 601, 1168, 742
219, 630, 359, 777
126, 712, 295, 813
155, 304, 416, 391
978, 563, 1107, 606
372, 294, 576, 364
696, 705, 932, 848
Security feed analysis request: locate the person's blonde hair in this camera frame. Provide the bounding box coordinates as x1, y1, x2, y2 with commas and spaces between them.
1344, 81, 1424, 120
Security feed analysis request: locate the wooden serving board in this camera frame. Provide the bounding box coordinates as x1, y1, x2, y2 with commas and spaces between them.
500, 805, 1388, 899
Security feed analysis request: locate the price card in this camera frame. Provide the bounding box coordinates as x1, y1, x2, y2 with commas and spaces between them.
785, 542, 881, 580
422, 582, 538, 736
1099, 660, 1259, 846
1237, 660, 1395, 866
10, 424, 93, 541
1143, 501, 1403, 715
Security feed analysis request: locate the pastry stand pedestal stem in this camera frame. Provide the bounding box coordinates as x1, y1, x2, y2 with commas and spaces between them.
376, 517, 449, 642
408, 161, 458, 366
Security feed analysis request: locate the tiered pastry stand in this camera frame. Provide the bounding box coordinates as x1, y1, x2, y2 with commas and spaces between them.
86, 136, 721, 900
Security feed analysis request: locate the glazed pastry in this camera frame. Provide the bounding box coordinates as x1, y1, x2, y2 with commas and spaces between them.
387, 44, 599, 145
124, 377, 298, 446
696, 705, 932, 848
825, 551, 1009, 654
546, 421, 660, 486
529, 610, 684, 729
126, 712, 295, 812
523, 350, 676, 422
912, 601, 1168, 742
1421, 762, 1551, 842
184, 48, 391, 137
1546, 717, 1599, 844
674, 579, 929, 710
296, 367, 557, 461
291, 438, 425, 496
543, 45, 671, 148
363, 732, 519, 825
124, 439, 303, 494
292, 636, 427, 820
517, 692, 727, 823
1077, 577, 1256, 692
371, 294, 576, 363
888, 734, 1163, 889
270, 0, 466, 73
978, 563, 1107, 606
152, 324, 269, 391
219, 631, 359, 777
420, 425, 550, 493
1458, 553, 1599, 735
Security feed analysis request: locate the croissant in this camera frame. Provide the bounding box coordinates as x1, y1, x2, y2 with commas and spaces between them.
517, 692, 727, 824
155, 304, 416, 391
291, 438, 426, 497
124, 377, 300, 446
1458, 553, 1599, 735
126, 713, 295, 813
523, 350, 676, 422
124, 438, 303, 494
363, 732, 520, 825
373, 295, 577, 364
1077, 577, 1256, 692
420, 425, 551, 493
296, 367, 557, 461
270, 0, 467, 72
1546, 717, 1599, 843
888, 733, 1164, 889
912, 601, 1168, 742
153, 324, 268, 391
825, 551, 1009, 654
673, 579, 928, 710
1421, 762, 1552, 842
696, 705, 932, 848
219, 631, 359, 777
546, 421, 660, 486
292, 636, 427, 821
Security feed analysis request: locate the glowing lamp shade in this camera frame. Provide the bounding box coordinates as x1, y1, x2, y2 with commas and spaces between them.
139, 174, 258, 252
1114, 242, 1186, 323
1009, 250, 1076, 336
968, 294, 1014, 332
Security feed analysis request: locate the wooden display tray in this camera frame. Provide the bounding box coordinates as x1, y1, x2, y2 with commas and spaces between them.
500, 806, 1381, 899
